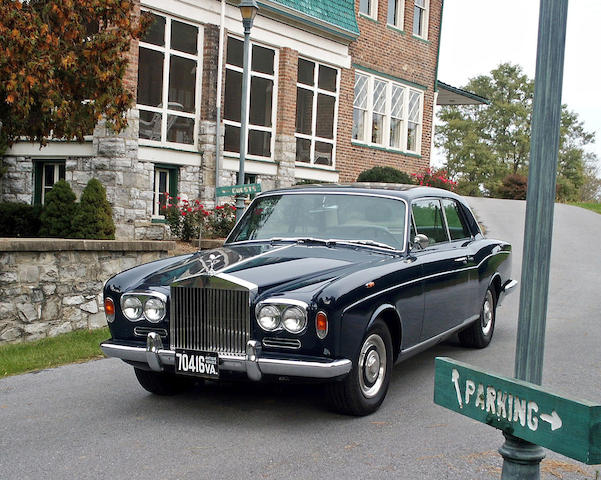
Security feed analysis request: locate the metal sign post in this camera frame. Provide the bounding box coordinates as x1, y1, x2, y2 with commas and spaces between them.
500, 0, 569, 477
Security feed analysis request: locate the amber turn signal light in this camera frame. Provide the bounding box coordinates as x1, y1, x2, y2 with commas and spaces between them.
104, 297, 115, 323
316, 311, 328, 339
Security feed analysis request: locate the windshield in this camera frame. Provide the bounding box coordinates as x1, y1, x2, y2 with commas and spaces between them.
228, 193, 407, 250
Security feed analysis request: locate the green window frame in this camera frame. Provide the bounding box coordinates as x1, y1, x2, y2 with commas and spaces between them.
153, 164, 178, 217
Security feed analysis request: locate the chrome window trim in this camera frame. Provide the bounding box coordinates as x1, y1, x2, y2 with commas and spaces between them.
227, 191, 409, 253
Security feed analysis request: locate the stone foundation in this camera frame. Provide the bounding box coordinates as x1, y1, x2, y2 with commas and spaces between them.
0, 238, 175, 344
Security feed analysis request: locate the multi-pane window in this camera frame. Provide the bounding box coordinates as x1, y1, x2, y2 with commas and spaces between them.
153, 166, 178, 216
40, 162, 66, 204
295, 59, 339, 167
359, 0, 378, 19
387, 0, 405, 28
137, 13, 201, 146
352, 72, 423, 154
413, 0, 429, 38
224, 37, 276, 159
352, 74, 368, 142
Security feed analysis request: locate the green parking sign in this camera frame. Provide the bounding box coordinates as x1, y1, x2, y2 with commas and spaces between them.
434, 357, 601, 464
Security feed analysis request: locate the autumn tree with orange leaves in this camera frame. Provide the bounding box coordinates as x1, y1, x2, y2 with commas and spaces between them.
0, 0, 149, 156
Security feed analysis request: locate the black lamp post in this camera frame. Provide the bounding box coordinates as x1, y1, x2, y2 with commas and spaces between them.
235, 0, 258, 222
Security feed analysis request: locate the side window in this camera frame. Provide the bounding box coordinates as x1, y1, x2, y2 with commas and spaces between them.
442, 199, 471, 241
412, 199, 449, 244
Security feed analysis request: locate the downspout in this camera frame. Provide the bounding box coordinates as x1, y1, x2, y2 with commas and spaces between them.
215, 0, 226, 201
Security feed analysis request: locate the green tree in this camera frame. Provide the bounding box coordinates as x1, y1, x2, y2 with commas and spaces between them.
39, 180, 76, 237
0, 0, 149, 151
436, 63, 596, 199
71, 178, 115, 239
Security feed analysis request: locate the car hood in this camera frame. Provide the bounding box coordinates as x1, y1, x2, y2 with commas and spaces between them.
112, 242, 399, 297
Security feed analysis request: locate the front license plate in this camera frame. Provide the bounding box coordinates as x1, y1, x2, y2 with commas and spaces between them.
175, 349, 219, 379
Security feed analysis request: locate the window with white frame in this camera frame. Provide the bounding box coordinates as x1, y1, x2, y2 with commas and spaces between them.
137, 13, 201, 147
36, 161, 66, 204
224, 36, 276, 159
152, 165, 178, 216
295, 58, 339, 167
387, 0, 405, 28
413, 0, 429, 38
359, 0, 378, 19
352, 71, 423, 154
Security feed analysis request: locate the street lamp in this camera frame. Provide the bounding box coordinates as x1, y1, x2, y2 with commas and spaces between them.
235, 0, 258, 222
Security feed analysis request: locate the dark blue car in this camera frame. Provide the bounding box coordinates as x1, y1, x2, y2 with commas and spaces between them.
101, 184, 516, 415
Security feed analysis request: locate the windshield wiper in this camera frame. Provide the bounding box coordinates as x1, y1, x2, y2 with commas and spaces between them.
269, 237, 336, 246
339, 239, 398, 251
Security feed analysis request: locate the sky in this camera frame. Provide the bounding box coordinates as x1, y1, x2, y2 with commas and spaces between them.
434, 0, 601, 169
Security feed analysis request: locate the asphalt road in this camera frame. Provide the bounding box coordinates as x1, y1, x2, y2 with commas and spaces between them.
2, 198, 601, 480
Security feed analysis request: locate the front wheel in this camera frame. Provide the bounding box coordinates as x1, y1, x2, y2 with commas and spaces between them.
134, 367, 190, 396
326, 319, 393, 416
459, 288, 496, 348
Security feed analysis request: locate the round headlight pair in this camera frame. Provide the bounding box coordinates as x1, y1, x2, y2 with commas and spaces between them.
121, 295, 166, 323
257, 304, 307, 333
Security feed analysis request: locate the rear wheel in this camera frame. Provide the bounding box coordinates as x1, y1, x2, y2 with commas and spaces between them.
326, 319, 393, 416
459, 288, 496, 348
134, 367, 190, 396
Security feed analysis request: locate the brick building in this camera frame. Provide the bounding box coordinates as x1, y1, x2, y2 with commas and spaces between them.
1, 0, 448, 239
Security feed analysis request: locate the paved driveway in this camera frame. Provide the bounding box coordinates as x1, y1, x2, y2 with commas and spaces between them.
1, 198, 600, 479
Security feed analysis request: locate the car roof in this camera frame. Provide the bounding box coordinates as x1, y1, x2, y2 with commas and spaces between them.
261, 183, 466, 203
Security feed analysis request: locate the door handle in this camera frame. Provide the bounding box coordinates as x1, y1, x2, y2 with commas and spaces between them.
454, 256, 468, 263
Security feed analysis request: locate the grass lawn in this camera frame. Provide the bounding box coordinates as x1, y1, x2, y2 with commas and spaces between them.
0, 327, 109, 378
571, 202, 601, 214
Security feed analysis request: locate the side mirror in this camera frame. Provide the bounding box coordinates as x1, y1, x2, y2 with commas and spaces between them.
412, 234, 429, 250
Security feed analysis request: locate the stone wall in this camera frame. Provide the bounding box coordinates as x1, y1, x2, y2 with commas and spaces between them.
0, 238, 175, 345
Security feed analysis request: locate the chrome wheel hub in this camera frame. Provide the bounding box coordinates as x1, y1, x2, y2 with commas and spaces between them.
359, 334, 386, 398
481, 291, 493, 336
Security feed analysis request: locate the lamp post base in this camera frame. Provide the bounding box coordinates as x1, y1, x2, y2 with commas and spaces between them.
499, 433, 545, 480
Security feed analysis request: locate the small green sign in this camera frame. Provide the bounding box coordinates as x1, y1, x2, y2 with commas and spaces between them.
215, 183, 261, 197
434, 357, 601, 464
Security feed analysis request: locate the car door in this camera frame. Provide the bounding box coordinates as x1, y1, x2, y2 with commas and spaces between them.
411, 198, 472, 340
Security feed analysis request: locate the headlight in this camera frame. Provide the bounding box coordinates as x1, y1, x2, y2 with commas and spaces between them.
282, 306, 307, 333
257, 305, 281, 331
144, 297, 166, 323
121, 296, 143, 321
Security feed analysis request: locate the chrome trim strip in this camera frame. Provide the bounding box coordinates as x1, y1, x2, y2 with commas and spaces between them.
343, 250, 511, 313
100, 340, 351, 379
134, 327, 168, 338
397, 314, 479, 361
503, 279, 518, 292
262, 338, 302, 350
214, 272, 258, 294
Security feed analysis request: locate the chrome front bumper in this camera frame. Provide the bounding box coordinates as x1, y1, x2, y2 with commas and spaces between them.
100, 333, 352, 382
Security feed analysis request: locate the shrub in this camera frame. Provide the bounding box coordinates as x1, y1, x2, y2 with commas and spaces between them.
206, 204, 237, 238
356, 166, 415, 184
39, 180, 77, 237
412, 168, 457, 191
496, 174, 528, 200
71, 179, 115, 239
163, 196, 209, 242
0, 202, 42, 237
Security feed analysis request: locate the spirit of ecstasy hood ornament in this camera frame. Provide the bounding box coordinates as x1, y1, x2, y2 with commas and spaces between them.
207, 254, 218, 276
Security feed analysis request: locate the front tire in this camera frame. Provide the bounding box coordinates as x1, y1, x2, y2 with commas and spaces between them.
326, 319, 393, 416
134, 367, 190, 396
459, 288, 496, 348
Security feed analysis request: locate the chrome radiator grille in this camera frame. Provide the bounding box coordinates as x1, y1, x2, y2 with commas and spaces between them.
170, 286, 250, 356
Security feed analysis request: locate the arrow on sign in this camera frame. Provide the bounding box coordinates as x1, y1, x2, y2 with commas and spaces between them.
540, 410, 562, 431
451, 369, 463, 408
